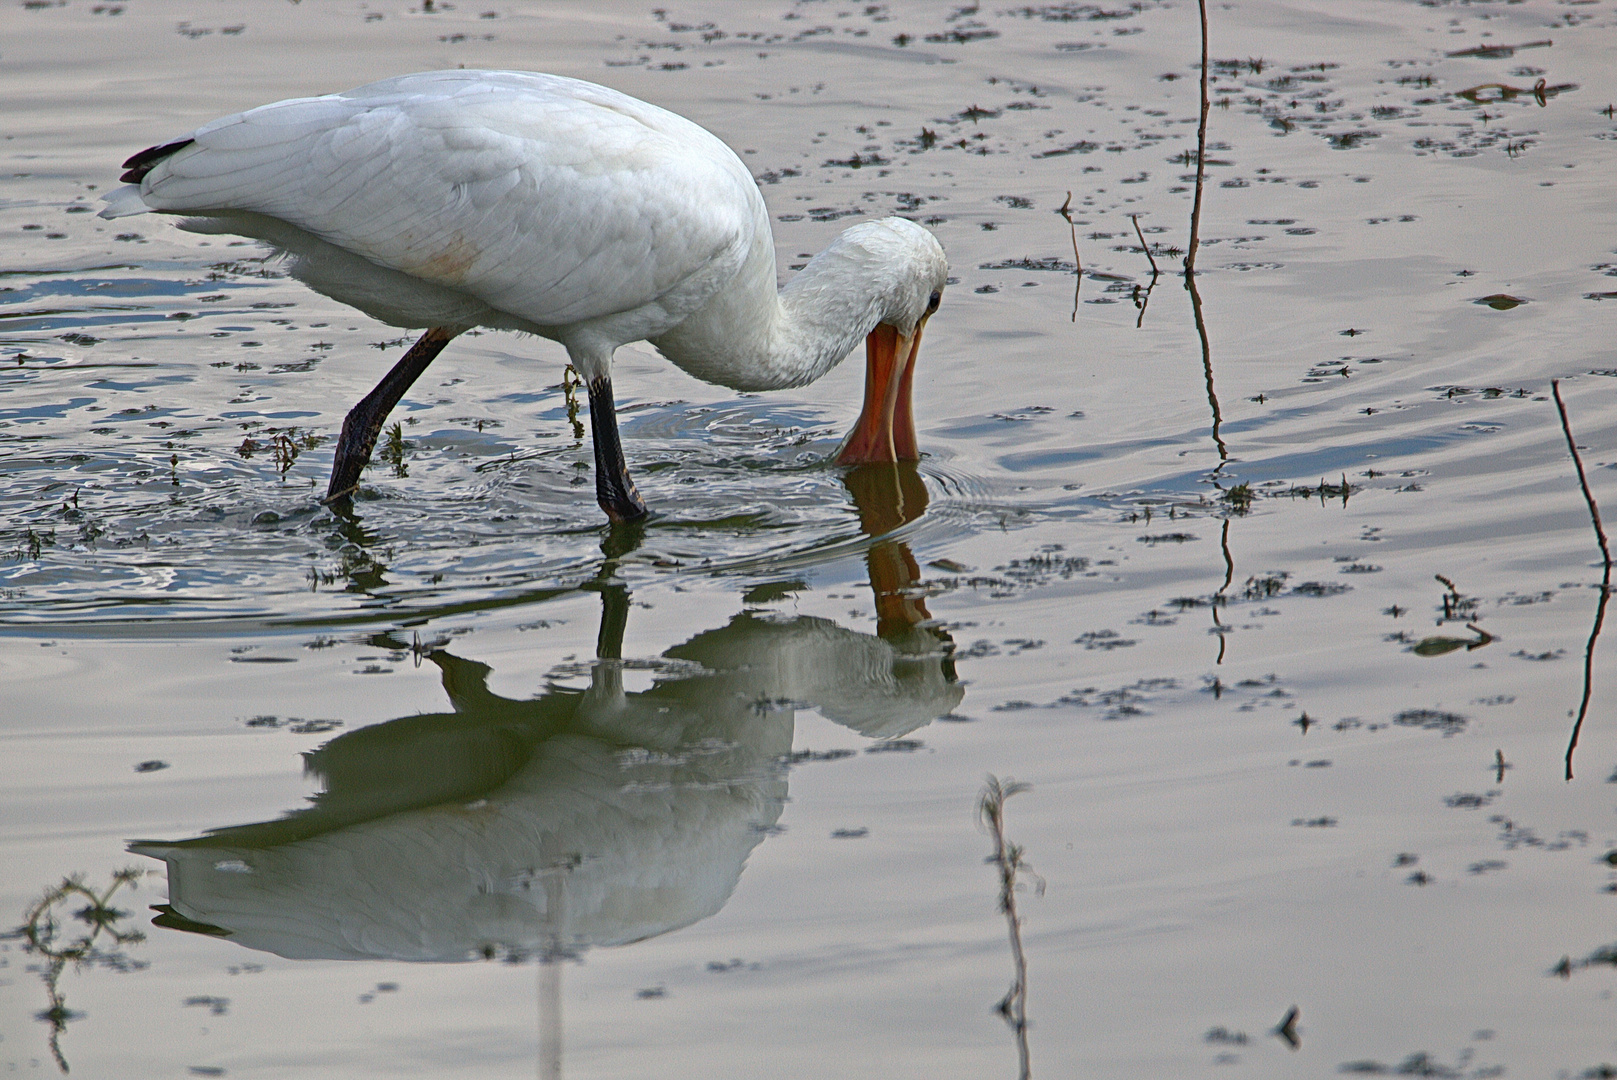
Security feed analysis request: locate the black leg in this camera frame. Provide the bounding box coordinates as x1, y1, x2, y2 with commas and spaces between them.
323, 327, 456, 506
586, 374, 648, 523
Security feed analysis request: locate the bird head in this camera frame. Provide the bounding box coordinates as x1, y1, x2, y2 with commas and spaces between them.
833, 218, 947, 465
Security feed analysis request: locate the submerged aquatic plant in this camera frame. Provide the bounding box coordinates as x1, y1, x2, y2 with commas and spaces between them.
18, 868, 149, 1074
379, 421, 409, 477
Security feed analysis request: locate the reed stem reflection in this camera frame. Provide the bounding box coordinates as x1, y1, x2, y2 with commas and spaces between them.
20, 868, 148, 1074
980, 777, 1040, 1080
1552, 380, 1611, 780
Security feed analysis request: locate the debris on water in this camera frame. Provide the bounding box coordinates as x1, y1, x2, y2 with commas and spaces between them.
1289, 582, 1350, 598
1394, 709, 1468, 735
742, 579, 805, 604
978, 256, 1077, 272
783, 748, 856, 765
183, 996, 230, 1015
1411, 624, 1495, 656
1074, 630, 1136, 650
1447, 39, 1552, 59
865, 739, 923, 753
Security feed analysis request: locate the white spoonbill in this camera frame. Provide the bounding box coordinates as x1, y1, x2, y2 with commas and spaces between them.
100, 70, 949, 523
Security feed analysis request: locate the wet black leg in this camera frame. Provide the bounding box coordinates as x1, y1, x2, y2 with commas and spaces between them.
323, 327, 456, 507
586, 374, 648, 523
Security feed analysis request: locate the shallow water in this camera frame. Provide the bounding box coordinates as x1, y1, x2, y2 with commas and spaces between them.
5, 0, 1617, 1075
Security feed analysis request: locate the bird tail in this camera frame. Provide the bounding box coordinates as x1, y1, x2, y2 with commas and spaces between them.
98, 184, 151, 219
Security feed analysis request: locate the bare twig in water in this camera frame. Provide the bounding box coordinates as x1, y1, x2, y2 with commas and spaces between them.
1179, 0, 1223, 470
1552, 381, 1613, 566
1128, 214, 1161, 328
1185, 0, 1211, 276
1129, 214, 1160, 277
1182, 1, 1227, 669
1552, 379, 1612, 780
1057, 192, 1082, 321
980, 776, 1041, 1080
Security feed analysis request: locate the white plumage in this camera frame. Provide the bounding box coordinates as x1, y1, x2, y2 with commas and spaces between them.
103, 71, 948, 521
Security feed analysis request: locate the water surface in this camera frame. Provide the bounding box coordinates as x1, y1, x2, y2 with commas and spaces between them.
5, 1, 1617, 1076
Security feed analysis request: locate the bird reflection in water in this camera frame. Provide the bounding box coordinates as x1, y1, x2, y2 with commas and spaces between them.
132, 464, 958, 1073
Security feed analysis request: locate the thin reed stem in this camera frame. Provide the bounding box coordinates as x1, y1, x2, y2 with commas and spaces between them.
1185, 0, 1210, 276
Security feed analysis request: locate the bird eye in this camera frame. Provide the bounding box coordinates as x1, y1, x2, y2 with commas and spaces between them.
927, 290, 941, 312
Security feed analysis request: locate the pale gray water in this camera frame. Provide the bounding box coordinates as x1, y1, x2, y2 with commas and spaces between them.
4, 1, 1617, 1076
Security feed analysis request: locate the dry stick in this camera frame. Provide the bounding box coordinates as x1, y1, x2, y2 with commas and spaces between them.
1058, 192, 1082, 322
1130, 214, 1160, 277
1180, 0, 1222, 463
1181, 0, 1227, 673
1129, 214, 1161, 328
1185, 0, 1211, 276
981, 777, 1037, 1080
1553, 379, 1612, 780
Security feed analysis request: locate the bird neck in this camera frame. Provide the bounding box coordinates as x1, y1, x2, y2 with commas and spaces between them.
651, 227, 886, 393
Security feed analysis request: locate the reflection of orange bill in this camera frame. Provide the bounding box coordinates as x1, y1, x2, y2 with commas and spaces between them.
836, 320, 924, 464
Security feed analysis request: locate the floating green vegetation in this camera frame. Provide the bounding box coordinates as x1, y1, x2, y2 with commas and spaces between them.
6, 526, 55, 561
1222, 482, 1254, 514
562, 364, 586, 440
1411, 624, 1495, 656
379, 421, 409, 477
237, 426, 323, 478
1284, 475, 1355, 504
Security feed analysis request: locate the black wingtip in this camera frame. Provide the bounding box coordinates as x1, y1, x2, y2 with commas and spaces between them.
119, 137, 195, 183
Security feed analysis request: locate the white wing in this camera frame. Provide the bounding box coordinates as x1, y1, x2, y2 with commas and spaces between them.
120, 71, 761, 333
